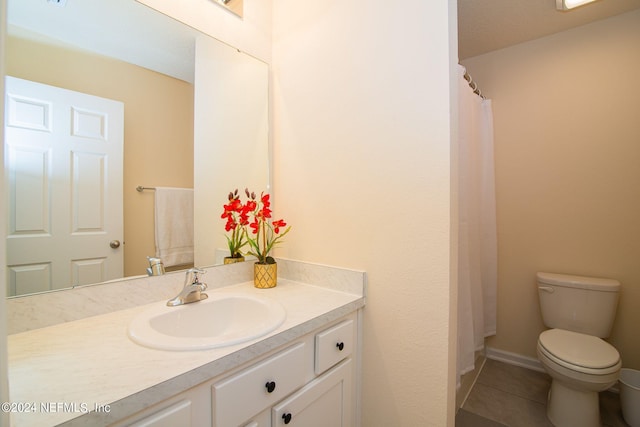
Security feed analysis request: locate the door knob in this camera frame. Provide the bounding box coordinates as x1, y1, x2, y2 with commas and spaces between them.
109, 240, 121, 249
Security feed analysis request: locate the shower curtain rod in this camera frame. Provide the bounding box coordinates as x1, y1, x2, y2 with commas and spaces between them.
463, 70, 486, 100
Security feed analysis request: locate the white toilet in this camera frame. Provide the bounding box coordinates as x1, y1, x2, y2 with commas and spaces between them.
536, 272, 621, 427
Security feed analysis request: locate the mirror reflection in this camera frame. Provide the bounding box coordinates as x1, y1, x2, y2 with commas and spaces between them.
4, 0, 269, 297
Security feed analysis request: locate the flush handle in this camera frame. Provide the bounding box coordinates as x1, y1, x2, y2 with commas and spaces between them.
538, 286, 555, 293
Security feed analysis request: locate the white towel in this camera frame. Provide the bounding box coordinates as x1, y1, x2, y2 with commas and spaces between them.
154, 187, 194, 267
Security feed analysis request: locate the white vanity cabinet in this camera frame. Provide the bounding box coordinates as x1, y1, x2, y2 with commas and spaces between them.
114, 314, 358, 427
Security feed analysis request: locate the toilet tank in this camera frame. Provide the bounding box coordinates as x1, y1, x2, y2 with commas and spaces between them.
537, 272, 620, 338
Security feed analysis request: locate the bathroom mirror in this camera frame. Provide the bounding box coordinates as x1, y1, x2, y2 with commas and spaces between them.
4, 0, 269, 297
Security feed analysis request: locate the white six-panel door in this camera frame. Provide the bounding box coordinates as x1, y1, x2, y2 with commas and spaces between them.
5, 76, 124, 296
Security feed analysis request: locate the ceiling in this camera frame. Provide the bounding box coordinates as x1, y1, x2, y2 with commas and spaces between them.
9, 0, 640, 74
458, 0, 640, 59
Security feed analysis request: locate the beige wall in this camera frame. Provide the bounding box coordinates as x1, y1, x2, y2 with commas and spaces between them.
462, 10, 640, 369
272, 0, 457, 425
6, 36, 194, 277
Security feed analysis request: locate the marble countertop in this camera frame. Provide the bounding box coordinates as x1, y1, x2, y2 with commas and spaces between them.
7, 279, 365, 427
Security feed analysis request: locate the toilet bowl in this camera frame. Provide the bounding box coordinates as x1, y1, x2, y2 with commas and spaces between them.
537, 329, 621, 427
536, 272, 621, 427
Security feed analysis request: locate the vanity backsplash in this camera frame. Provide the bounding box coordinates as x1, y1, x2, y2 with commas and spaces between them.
7, 258, 365, 334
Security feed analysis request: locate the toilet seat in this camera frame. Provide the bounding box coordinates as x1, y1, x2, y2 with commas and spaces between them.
538, 329, 620, 375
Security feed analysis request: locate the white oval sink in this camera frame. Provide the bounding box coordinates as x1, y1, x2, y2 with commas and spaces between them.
128, 293, 286, 351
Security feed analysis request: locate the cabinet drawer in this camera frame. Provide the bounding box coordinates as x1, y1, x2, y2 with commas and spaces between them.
213, 343, 306, 427
129, 400, 191, 427
314, 319, 354, 375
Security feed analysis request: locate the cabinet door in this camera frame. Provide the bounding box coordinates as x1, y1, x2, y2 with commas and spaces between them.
239, 408, 270, 427
272, 359, 353, 427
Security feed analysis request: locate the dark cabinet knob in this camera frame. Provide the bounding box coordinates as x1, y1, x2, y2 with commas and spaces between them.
265, 381, 276, 393
336, 342, 345, 351
282, 413, 292, 424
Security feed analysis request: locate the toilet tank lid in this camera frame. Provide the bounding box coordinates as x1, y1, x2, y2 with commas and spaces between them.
537, 272, 620, 292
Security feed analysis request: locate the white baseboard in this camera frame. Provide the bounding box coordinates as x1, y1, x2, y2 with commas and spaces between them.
457, 355, 487, 410
485, 346, 545, 373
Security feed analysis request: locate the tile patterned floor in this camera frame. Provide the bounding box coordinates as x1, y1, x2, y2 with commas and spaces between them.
456, 359, 630, 427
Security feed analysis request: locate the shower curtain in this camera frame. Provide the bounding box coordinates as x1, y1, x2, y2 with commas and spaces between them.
456, 64, 497, 388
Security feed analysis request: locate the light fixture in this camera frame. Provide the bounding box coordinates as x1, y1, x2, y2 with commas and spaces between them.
556, 0, 599, 11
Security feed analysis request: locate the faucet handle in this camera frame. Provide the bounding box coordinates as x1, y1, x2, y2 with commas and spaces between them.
184, 267, 206, 286
191, 268, 206, 281
192, 268, 207, 292
187, 267, 207, 283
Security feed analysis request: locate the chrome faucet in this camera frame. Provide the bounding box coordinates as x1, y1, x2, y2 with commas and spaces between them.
147, 257, 165, 276
166, 268, 208, 307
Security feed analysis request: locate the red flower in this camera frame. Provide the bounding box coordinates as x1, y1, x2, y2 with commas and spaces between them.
239, 212, 249, 226
273, 219, 286, 234
259, 206, 272, 220
221, 205, 232, 219
249, 219, 260, 235
224, 217, 237, 232
226, 189, 291, 263
221, 189, 250, 257
244, 200, 257, 212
